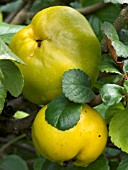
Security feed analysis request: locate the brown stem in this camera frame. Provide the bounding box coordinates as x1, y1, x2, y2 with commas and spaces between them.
114, 6, 128, 32
89, 94, 103, 107
0, 136, 35, 152
10, 0, 35, 24
4, 0, 27, 23
77, 2, 109, 15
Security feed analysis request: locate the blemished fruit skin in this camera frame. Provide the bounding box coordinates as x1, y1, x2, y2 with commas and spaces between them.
10, 6, 101, 105
32, 104, 107, 166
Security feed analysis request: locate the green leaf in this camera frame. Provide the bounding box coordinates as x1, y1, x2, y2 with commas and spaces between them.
0, 38, 24, 64
84, 154, 109, 170
1, 155, 28, 170
109, 107, 128, 152
104, 0, 127, 4
0, 0, 23, 12
101, 22, 119, 41
41, 159, 61, 170
105, 147, 121, 158
14, 111, 29, 119
33, 157, 45, 170
123, 59, 128, 73
0, 22, 24, 44
112, 40, 128, 58
119, 29, 128, 46
99, 54, 121, 74
0, 81, 7, 113
81, 0, 100, 7
102, 22, 128, 59
94, 103, 109, 119
62, 69, 95, 104
0, 22, 24, 34
105, 103, 124, 123
0, 60, 24, 97
88, 15, 103, 41
45, 95, 82, 131
100, 84, 124, 106
35, 155, 109, 170
117, 155, 128, 170
70, 1, 82, 8
95, 4, 121, 23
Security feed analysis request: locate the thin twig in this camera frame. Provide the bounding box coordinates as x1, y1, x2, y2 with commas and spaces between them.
4, 0, 26, 23
114, 6, 128, 32
89, 94, 103, 107
0, 133, 26, 153
0, 136, 35, 153
10, 0, 35, 24
77, 2, 110, 15
27, 2, 110, 21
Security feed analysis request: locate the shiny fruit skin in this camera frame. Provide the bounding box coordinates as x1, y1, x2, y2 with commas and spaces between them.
32, 104, 107, 166
10, 6, 101, 105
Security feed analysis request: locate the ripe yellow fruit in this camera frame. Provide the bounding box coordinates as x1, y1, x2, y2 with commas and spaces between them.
10, 6, 101, 105
32, 104, 107, 166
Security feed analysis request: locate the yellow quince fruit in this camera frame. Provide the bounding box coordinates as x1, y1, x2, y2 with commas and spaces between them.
32, 104, 107, 166
10, 6, 101, 104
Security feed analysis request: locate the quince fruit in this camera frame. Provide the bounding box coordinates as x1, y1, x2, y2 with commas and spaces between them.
10, 6, 101, 104
32, 104, 107, 166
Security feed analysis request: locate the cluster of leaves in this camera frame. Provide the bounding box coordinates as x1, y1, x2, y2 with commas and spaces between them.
0, 0, 128, 170
0, 23, 24, 113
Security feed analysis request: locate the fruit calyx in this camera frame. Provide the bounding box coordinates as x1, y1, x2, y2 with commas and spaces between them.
36, 39, 42, 47
63, 156, 76, 167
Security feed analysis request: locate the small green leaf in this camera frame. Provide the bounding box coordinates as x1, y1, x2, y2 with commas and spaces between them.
45, 95, 82, 131
100, 84, 124, 106
0, 60, 24, 97
14, 111, 29, 119
0, 38, 24, 64
123, 59, 128, 73
104, 0, 127, 4
109, 107, 128, 152
101, 22, 119, 41
62, 69, 95, 104
117, 155, 128, 170
99, 54, 121, 74
1, 155, 28, 170
0, 81, 7, 113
